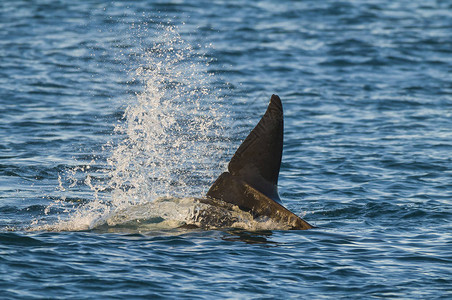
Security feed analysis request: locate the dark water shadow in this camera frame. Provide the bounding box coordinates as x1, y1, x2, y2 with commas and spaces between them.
221, 228, 277, 245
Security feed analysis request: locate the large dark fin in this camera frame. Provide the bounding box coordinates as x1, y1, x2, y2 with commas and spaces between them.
227, 94, 283, 202
206, 94, 313, 230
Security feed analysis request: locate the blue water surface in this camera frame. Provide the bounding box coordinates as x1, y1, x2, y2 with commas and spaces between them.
1, 0, 452, 298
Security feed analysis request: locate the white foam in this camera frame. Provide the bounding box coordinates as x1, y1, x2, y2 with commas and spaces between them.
34, 23, 229, 232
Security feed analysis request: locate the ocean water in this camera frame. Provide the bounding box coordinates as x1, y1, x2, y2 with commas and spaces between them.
1, 0, 452, 298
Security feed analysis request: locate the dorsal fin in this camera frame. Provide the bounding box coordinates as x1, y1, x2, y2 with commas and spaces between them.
205, 94, 313, 229
227, 94, 283, 203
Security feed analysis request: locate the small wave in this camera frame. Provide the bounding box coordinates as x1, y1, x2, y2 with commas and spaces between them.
0, 232, 49, 246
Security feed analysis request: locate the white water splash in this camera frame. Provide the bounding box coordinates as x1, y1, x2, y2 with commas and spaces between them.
108, 25, 226, 204
34, 24, 230, 231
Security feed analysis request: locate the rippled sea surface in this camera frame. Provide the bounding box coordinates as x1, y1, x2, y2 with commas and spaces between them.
1, 0, 452, 298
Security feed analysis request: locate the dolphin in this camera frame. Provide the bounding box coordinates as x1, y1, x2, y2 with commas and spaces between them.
195, 94, 312, 230
102, 94, 313, 231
